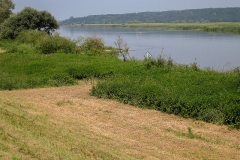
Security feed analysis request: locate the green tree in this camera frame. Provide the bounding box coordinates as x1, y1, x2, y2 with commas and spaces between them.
0, 7, 59, 39
0, 0, 15, 23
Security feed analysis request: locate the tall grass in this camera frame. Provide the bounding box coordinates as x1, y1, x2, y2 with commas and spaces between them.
91, 58, 240, 128
0, 50, 123, 90
0, 38, 239, 128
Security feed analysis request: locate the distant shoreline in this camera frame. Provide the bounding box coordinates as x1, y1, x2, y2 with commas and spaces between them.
61, 22, 240, 33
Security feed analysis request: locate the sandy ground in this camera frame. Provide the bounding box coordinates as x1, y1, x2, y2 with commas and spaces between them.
0, 48, 5, 53
0, 81, 239, 159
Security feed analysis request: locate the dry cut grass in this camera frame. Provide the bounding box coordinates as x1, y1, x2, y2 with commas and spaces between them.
0, 81, 239, 159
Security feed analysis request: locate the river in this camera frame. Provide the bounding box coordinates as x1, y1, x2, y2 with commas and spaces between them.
58, 25, 240, 70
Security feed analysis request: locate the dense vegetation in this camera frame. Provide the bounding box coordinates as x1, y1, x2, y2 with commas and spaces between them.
0, 0, 15, 24
91, 58, 240, 129
0, 3, 239, 159
0, 31, 239, 128
61, 7, 240, 25
0, 7, 59, 39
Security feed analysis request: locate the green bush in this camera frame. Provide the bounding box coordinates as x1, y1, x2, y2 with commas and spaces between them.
80, 36, 105, 56
199, 108, 225, 124
15, 30, 78, 54
36, 35, 77, 54
15, 31, 118, 55
16, 30, 48, 45
143, 55, 174, 69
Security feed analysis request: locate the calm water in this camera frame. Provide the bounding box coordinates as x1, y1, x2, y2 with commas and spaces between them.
59, 25, 240, 70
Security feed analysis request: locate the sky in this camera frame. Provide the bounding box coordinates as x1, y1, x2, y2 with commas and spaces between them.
12, 0, 240, 21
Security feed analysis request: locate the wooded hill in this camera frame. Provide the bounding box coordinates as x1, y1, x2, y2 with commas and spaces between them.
60, 8, 240, 24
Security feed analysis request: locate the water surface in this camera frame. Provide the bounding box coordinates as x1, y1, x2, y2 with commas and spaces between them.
59, 25, 240, 70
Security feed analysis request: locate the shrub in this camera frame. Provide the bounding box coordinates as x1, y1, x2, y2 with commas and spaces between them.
156, 55, 166, 67
16, 30, 48, 45
144, 55, 172, 69
36, 35, 77, 54
15, 30, 78, 54
199, 108, 225, 124
80, 35, 105, 56
28, 34, 76, 54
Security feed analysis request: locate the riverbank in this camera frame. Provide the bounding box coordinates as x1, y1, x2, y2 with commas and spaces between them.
70, 22, 240, 33
1, 82, 239, 159
0, 37, 240, 158
0, 39, 239, 128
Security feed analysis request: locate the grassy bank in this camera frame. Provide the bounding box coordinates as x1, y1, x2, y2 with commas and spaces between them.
91, 58, 240, 128
0, 39, 239, 128
1, 84, 239, 159
82, 22, 240, 33
0, 44, 120, 90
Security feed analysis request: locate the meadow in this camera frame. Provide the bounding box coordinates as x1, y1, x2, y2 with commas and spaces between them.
0, 30, 240, 159
1, 83, 239, 159
0, 33, 239, 128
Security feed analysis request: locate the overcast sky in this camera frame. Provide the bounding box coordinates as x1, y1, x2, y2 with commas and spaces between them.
12, 0, 240, 20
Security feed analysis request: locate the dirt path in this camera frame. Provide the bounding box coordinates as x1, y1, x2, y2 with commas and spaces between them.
0, 81, 239, 159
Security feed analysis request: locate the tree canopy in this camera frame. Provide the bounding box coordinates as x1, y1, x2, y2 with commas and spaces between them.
60, 7, 240, 24
0, 0, 15, 23
0, 7, 59, 39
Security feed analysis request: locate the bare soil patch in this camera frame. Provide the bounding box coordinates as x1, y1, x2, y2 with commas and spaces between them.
0, 81, 239, 159
0, 47, 5, 53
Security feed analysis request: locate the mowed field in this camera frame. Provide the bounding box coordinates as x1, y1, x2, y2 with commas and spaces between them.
0, 81, 239, 160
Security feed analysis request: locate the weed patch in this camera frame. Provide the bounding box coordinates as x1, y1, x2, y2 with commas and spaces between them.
165, 127, 208, 141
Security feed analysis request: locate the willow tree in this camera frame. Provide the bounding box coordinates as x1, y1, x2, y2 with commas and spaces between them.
0, 7, 59, 39
0, 0, 15, 23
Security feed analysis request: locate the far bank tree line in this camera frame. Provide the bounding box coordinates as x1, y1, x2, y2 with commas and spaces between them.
61, 7, 240, 24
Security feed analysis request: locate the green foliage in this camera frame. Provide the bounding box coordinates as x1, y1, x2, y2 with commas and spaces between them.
0, 40, 239, 128
0, 7, 59, 39
0, 42, 122, 89
91, 58, 240, 127
0, 0, 14, 23
36, 35, 77, 54
199, 108, 225, 124
4, 30, 118, 55
16, 30, 48, 45
144, 55, 174, 69
78, 35, 118, 57
60, 8, 240, 25
15, 30, 78, 54
80, 35, 105, 55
